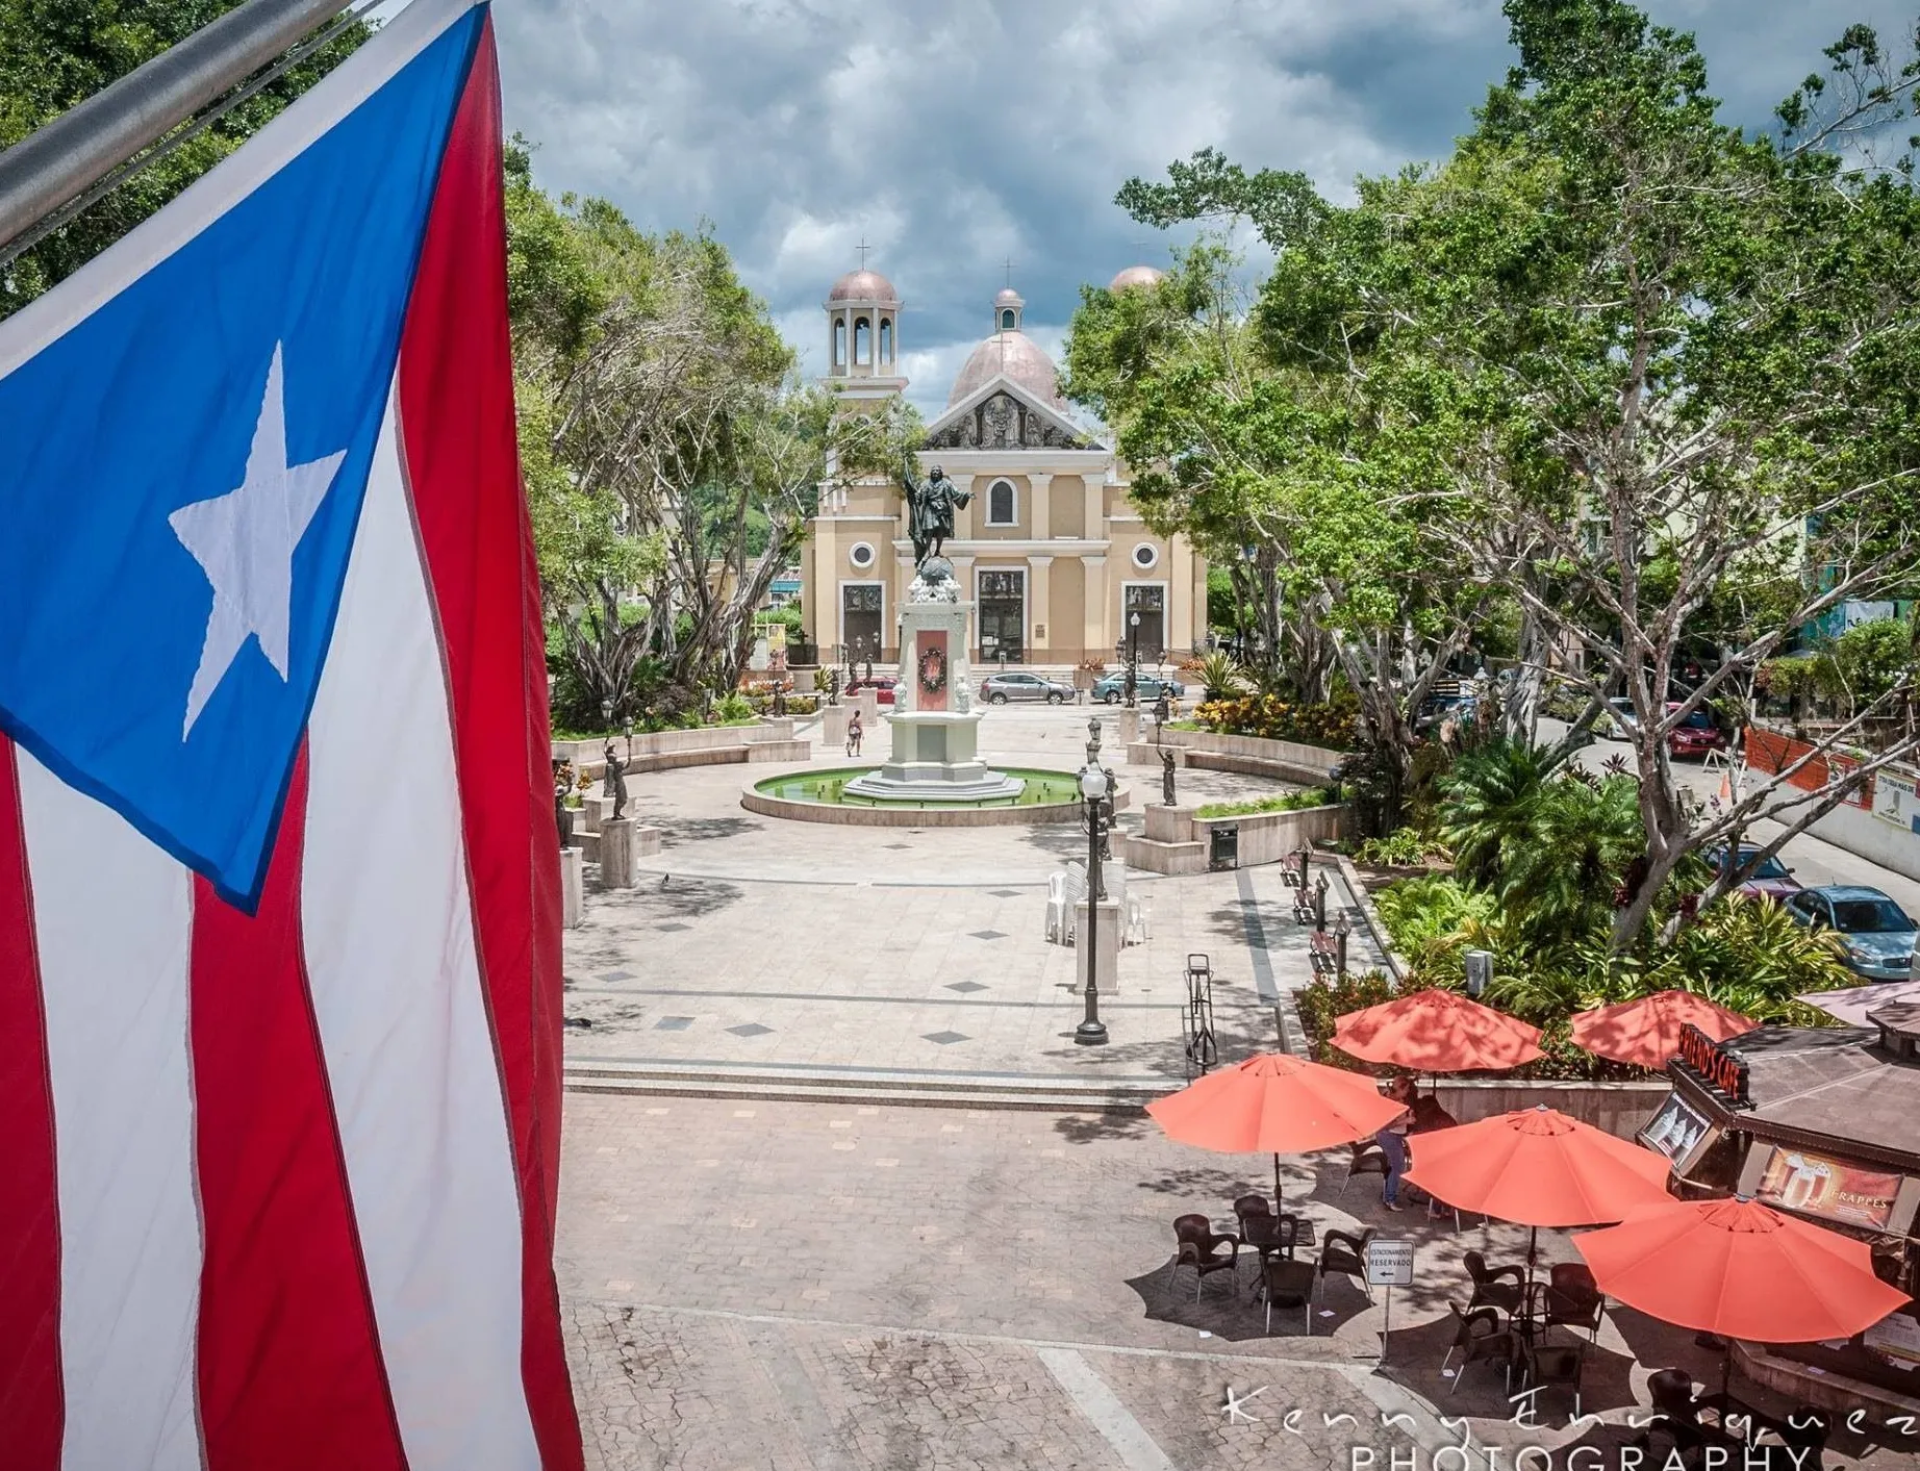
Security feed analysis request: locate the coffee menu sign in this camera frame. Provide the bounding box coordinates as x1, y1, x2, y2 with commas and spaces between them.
1676, 1023, 1750, 1107
1755, 1147, 1902, 1231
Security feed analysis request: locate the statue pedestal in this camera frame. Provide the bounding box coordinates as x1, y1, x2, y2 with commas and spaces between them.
1118, 708, 1141, 745
844, 593, 1023, 802
821, 705, 851, 750
560, 846, 584, 929
1074, 899, 1122, 994
599, 818, 639, 889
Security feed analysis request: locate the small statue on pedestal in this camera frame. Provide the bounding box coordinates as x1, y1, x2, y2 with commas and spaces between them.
553, 762, 573, 850
602, 740, 629, 821
772, 681, 787, 717
826, 669, 840, 706
1161, 747, 1177, 807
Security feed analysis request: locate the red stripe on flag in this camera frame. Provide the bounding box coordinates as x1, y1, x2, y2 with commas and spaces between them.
190, 754, 407, 1471
0, 737, 62, 1469
398, 17, 581, 1469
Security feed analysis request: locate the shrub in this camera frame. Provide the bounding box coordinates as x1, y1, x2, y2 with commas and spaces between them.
1194, 786, 1338, 819
1293, 969, 1399, 1068
713, 691, 755, 724
1192, 694, 1358, 749
1353, 827, 1450, 867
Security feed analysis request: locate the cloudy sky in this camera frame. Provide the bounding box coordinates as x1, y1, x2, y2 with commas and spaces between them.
466, 0, 1916, 418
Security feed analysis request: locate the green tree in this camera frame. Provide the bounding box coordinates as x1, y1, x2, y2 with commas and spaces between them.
0, 0, 369, 316
506, 145, 919, 722
1104, 0, 1920, 951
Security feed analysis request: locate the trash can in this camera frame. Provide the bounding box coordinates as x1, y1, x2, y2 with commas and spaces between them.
1209, 824, 1239, 871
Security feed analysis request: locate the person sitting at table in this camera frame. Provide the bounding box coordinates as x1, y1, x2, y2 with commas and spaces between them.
1375, 1075, 1415, 1212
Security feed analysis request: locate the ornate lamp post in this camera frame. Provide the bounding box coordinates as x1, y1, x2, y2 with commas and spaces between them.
1126, 610, 1141, 708
1076, 763, 1111, 1046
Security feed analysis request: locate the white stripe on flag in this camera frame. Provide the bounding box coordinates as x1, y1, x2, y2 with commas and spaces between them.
301, 387, 540, 1471
17, 754, 202, 1471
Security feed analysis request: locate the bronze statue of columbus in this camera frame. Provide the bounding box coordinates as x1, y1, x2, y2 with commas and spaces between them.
902, 455, 973, 569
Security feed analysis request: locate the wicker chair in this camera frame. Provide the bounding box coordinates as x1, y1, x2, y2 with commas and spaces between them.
1341, 1140, 1390, 1195
1441, 1302, 1518, 1393
1463, 1249, 1526, 1315
1165, 1213, 1240, 1302
1544, 1262, 1606, 1339
1263, 1257, 1318, 1335
1316, 1227, 1375, 1307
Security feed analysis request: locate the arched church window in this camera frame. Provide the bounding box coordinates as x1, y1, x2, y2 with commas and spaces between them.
833, 318, 846, 368
854, 317, 871, 365
987, 478, 1017, 526
1000, 308, 1016, 331
878, 319, 892, 363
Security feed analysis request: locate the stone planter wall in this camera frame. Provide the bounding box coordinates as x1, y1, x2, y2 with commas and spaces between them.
1121, 802, 1349, 874
1425, 1079, 1669, 1141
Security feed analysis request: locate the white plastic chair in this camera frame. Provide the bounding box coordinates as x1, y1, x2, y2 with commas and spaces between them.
1045, 873, 1068, 942
1063, 862, 1088, 942
1125, 893, 1150, 945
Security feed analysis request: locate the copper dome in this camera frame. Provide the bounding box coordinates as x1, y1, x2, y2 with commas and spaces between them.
827, 268, 900, 304
1108, 265, 1164, 292
947, 329, 1065, 409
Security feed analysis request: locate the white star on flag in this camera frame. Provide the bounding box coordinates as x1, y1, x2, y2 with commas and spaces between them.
169, 343, 346, 738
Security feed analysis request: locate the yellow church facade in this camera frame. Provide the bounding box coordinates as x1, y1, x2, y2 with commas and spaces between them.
800, 266, 1207, 670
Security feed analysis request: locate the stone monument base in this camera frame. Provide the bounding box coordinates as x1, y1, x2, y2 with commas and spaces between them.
1074, 898, 1121, 994
844, 710, 1023, 801
560, 846, 584, 928
598, 818, 635, 888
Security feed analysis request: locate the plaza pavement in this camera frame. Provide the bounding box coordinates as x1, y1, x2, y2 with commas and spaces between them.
561, 704, 1384, 1096
553, 705, 1905, 1468
557, 1093, 1883, 1471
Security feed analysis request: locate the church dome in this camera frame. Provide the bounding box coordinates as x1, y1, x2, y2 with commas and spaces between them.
993, 286, 1022, 309
827, 268, 899, 304
1108, 265, 1164, 292
947, 329, 1065, 409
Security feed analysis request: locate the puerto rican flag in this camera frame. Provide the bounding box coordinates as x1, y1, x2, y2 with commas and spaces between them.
0, 4, 582, 1468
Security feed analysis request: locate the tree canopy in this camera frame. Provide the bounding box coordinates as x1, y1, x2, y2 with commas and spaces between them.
0, 0, 369, 317
1074, 0, 1920, 954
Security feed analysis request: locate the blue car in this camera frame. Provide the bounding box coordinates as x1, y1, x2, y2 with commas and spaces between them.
1090, 672, 1185, 705
1784, 886, 1917, 981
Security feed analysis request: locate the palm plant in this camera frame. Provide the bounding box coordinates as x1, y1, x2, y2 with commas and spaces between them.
1493, 775, 1644, 954
1437, 741, 1558, 888
1646, 898, 1856, 1022
1196, 649, 1247, 701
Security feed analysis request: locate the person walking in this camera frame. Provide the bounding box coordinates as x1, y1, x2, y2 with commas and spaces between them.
1375, 1074, 1415, 1212
846, 709, 863, 758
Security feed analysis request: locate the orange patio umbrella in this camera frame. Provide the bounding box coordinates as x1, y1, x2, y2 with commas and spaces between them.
1570, 991, 1753, 1070
1404, 1105, 1672, 1272
1148, 1053, 1407, 1202
1576, 1196, 1910, 1345
1333, 988, 1545, 1072
1405, 1105, 1671, 1227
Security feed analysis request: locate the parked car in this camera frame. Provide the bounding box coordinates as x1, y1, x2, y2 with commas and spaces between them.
1600, 697, 1639, 738
978, 671, 1074, 705
1783, 885, 1918, 981
1702, 841, 1801, 901
844, 675, 897, 706
1665, 704, 1729, 759
1090, 672, 1186, 704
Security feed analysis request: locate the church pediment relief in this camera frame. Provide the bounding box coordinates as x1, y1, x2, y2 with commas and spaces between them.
923, 386, 1093, 452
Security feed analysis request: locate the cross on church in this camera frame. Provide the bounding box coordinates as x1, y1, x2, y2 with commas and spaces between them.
856, 235, 872, 269
1004, 256, 1013, 286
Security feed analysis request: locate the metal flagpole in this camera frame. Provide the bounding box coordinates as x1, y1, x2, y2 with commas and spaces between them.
0, 0, 354, 251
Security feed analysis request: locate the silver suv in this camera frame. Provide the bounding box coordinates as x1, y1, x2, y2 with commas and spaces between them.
979, 672, 1073, 705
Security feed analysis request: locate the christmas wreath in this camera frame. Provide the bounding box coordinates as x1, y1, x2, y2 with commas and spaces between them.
918, 645, 948, 695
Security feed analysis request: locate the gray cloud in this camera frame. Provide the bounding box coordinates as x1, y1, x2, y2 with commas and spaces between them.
483, 0, 1918, 418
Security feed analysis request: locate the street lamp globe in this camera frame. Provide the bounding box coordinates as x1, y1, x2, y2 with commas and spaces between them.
1130, 611, 1140, 628
1079, 765, 1109, 802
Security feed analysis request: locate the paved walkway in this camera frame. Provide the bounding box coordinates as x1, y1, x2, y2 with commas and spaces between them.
563, 706, 1384, 1089
557, 1093, 1889, 1470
